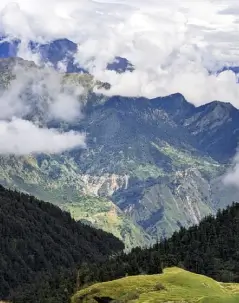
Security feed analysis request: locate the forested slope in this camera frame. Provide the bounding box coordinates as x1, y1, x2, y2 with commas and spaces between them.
0, 185, 123, 302
76, 202, 239, 289
159, 202, 239, 282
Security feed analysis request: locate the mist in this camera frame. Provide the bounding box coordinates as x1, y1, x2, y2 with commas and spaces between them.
0, 59, 86, 155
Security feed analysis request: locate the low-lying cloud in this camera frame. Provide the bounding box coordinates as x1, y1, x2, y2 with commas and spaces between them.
0, 59, 86, 155
223, 150, 239, 187
0, 63, 83, 122
0, 118, 86, 155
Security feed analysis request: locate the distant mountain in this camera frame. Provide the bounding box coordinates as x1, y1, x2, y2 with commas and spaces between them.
106, 56, 134, 73
0, 38, 19, 58
157, 95, 239, 162
0, 37, 134, 73
0, 185, 123, 301
0, 58, 238, 248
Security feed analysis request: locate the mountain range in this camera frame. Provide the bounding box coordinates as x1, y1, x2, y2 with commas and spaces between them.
0, 56, 238, 248
0, 38, 134, 73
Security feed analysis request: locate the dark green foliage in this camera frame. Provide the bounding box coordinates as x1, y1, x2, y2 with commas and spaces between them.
77, 246, 163, 287
10, 269, 76, 303
77, 202, 239, 292
3, 181, 239, 302
158, 202, 239, 282
0, 185, 124, 302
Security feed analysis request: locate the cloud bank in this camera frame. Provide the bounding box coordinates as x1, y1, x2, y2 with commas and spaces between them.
0, 118, 85, 155
0, 63, 83, 120
223, 149, 239, 188
1, 1, 239, 106
0, 59, 86, 155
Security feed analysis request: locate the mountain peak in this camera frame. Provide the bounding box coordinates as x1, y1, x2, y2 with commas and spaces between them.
149, 93, 195, 123
194, 100, 238, 122
0, 38, 134, 74
0, 57, 36, 69
203, 100, 236, 112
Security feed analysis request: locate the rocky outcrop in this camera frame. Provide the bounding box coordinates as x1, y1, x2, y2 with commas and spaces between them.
116, 168, 215, 240
80, 174, 129, 197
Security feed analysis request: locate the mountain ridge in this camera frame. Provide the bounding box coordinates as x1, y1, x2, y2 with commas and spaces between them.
0, 58, 238, 247
0, 38, 134, 73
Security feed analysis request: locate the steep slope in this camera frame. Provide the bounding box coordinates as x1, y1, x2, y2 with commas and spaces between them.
64, 196, 150, 249
0, 154, 149, 249
184, 101, 239, 162
71, 96, 233, 239
0, 58, 239, 246
72, 267, 239, 303
0, 185, 123, 301
157, 94, 239, 162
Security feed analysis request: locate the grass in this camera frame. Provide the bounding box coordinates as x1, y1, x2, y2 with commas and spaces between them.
151, 141, 223, 176
131, 164, 165, 180
62, 73, 110, 90
65, 196, 113, 218
72, 267, 239, 303
65, 197, 149, 249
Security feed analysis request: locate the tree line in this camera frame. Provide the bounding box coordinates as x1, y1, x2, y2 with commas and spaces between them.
2, 183, 239, 302
77, 202, 239, 288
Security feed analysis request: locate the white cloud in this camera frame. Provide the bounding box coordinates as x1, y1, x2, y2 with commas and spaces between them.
223, 152, 239, 187
0, 57, 85, 155
0, 62, 84, 122
0, 118, 86, 155
0, 1, 239, 106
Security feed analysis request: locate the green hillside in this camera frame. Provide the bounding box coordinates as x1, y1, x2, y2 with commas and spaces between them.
72, 267, 239, 303
64, 196, 150, 249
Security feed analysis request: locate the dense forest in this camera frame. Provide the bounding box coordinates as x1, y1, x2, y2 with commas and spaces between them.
77, 202, 239, 287
159, 202, 239, 282
0, 185, 123, 302
77, 246, 162, 288
2, 183, 239, 302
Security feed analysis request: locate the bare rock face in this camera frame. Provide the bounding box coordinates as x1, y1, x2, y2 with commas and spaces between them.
80, 174, 129, 197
